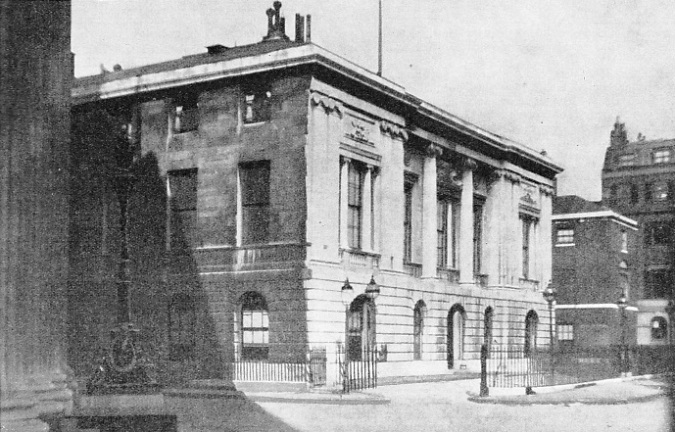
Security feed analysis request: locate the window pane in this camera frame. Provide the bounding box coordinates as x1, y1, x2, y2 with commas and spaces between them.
243, 330, 254, 344
242, 311, 252, 328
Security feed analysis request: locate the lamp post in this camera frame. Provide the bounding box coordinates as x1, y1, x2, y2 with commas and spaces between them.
617, 292, 628, 376
543, 283, 556, 384
341, 279, 355, 393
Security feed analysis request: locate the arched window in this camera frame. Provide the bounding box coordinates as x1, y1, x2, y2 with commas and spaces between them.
484, 307, 494, 355
168, 293, 196, 361
651, 316, 668, 341
524, 310, 539, 357
413, 301, 426, 360
348, 295, 376, 361
447, 304, 466, 369
240, 292, 269, 360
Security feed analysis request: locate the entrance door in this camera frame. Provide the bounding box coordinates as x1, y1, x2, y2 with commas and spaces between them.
447, 305, 465, 369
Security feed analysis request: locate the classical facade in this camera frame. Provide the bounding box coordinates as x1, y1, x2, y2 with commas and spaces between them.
0, 1, 74, 431
602, 119, 675, 346
69, 4, 561, 385
552, 196, 638, 349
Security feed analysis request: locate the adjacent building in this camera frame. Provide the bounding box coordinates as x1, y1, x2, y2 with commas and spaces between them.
602, 119, 675, 346
68, 3, 562, 387
552, 195, 638, 349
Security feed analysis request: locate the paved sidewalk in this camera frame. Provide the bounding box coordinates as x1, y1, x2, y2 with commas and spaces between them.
468, 375, 669, 405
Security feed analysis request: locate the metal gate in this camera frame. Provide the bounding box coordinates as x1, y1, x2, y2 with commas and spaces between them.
337, 343, 377, 391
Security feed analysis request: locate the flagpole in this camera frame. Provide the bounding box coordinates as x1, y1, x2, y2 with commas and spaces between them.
377, 0, 382, 76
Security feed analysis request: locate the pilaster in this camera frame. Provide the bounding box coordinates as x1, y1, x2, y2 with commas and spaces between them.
459, 158, 477, 284
422, 145, 441, 277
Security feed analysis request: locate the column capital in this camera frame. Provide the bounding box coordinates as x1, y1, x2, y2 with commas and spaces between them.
462, 157, 478, 171
539, 184, 556, 196
310, 92, 344, 118
425, 143, 443, 159
340, 155, 352, 166
503, 170, 521, 184
380, 120, 408, 140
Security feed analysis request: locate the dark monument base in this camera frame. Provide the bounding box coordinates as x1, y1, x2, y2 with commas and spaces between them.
74, 415, 177, 432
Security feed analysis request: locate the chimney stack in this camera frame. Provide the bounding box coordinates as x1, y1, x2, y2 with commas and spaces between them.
295, 14, 305, 42
262, 1, 289, 42
610, 117, 628, 147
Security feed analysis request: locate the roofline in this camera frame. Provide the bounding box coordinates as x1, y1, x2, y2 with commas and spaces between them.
72, 43, 562, 175
552, 210, 638, 229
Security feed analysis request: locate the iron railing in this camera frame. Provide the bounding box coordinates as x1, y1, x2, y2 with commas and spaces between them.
337, 343, 378, 392
231, 347, 327, 385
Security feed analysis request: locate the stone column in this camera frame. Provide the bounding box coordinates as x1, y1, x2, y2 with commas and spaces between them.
459, 158, 477, 284
422, 145, 441, 277
539, 185, 554, 286
363, 164, 374, 251
484, 170, 505, 286
340, 157, 351, 249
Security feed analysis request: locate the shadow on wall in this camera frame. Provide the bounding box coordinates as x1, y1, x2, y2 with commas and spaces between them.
67, 106, 227, 387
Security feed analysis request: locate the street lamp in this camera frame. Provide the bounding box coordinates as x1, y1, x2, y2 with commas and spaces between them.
365, 275, 380, 301
341, 279, 355, 393
543, 283, 556, 384
617, 292, 628, 376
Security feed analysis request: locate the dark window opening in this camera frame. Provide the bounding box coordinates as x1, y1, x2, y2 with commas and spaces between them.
244, 87, 272, 123
347, 162, 365, 250
168, 294, 196, 361
173, 94, 199, 133
348, 295, 376, 361
168, 169, 198, 249
413, 301, 425, 360
473, 204, 483, 275
644, 270, 672, 299
240, 292, 269, 360
651, 317, 668, 340
240, 161, 271, 244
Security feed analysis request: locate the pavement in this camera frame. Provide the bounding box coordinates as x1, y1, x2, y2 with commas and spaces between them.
467, 375, 669, 405
165, 373, 669, 406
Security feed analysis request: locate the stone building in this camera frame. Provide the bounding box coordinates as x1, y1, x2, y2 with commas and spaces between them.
69, 4, 561, 386
552, 195, 638, 349
602, 119, 675, 346
0, 1, 74, 430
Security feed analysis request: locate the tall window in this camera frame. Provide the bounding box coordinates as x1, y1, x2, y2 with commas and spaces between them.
473, 204, 483, 275
621, 231, 628, 253
348, 295, 376, 361
168, 294, 196, 361
654, 182, 669, 201
617, 154, 635, 167
243, 87, 272, 124
521, 216, 533, 279
403, 179, 414, 261
449, 201, 459, 268
240, 292, 269, 360
240, 161, 271, 244
644, 270, 672, 299
413, 301, 425, 360
173, 94, 199, 133
629, 184, 639, 204
437, 200, 448, 268
652, 149, 671, 164
524, 310, 538, 357
651, 317, 668, 340
557, 324, 574, 346
168, 169, 198, 249
555, 226, 574, 246
644, 222, 671, 246
347, 163, 365, 249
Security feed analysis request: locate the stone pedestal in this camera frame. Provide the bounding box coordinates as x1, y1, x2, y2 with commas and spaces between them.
68, 394, 177, 432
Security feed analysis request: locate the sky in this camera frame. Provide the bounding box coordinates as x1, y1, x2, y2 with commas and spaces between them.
71, 0, 675, 201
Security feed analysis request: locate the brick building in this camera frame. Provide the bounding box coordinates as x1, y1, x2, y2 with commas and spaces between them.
552, 196, 638, 349
602, 119, 675, 346
68, 3, 561, 386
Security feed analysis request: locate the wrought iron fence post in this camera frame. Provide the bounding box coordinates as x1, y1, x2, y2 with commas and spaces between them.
480, 344, 489, 397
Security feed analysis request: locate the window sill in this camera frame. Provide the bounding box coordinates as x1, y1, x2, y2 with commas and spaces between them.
555, 243, 575, 247
243, 121, 269, 127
